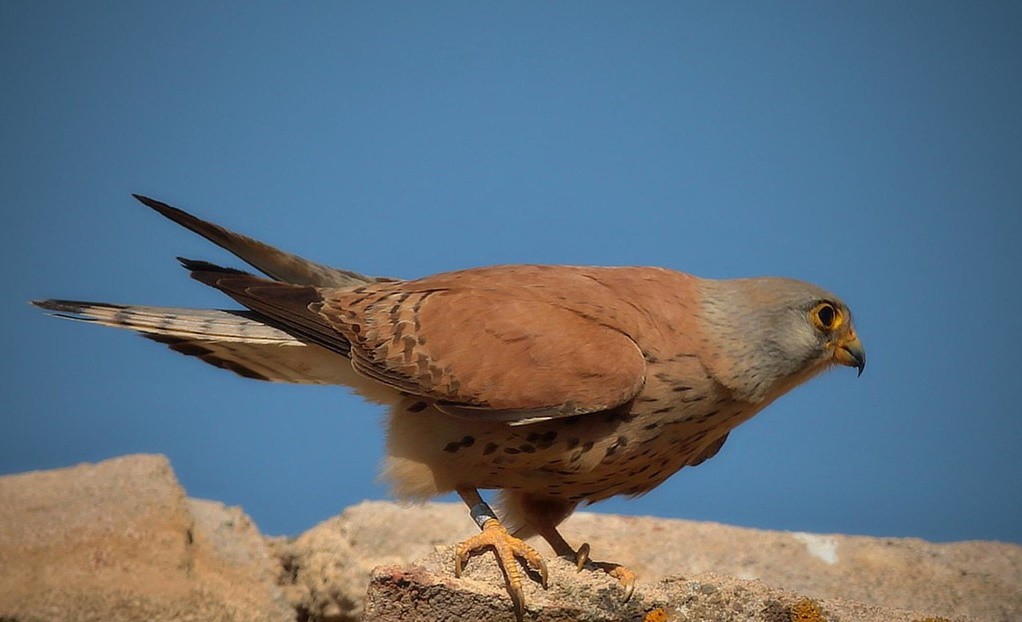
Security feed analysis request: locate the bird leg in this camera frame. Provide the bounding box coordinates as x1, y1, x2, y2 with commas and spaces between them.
535, 525, 636, 602
454, 489, 548, 620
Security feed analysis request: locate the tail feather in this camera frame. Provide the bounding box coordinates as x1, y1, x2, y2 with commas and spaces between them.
32, 194, 395, 386
31, 299, 355, 385
132, 194, 396, 288
181, 259, 353, 357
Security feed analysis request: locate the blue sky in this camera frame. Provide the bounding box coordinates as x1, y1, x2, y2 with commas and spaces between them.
2, 3, 1019, 543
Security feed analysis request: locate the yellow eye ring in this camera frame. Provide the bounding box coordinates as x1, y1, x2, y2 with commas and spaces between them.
811, 302, 843, 331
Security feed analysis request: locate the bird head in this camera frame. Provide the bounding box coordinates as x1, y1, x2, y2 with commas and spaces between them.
698, 277, 865, 405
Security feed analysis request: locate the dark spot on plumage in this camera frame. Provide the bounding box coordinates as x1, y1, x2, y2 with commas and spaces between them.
483, 442, 498, 455
519, 444, 536, 453
407, 401, 428, 413
654, 372, 674, 382
418, 335, 427, 345
416, 354, 430, 374
443, 441, 462, 453
605, 409, 636, 423
643, 422, 659, 431
617, 435, 629, 446
504, 447, 521, 454
167, 341, 214, 358
527, 430, 558, 448
638, 396, 659, 403
652, 406, 674, 414
566, 437, 580, 450
581, 441, 594, 453
698, 409, 721, 422
212, 359, 270, 381
672, 385, 693, 392
351, 324, 361, 334
681, 394, 707, 403
429, 365, 443, 384
642, 352, 659, 364
461, 436, 475, 447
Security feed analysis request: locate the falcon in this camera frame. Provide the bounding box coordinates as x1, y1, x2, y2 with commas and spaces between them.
34, 195, 865, 618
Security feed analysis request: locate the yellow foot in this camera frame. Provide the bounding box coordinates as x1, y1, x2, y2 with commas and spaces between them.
454, 519, 549, 619
573, 542, 636, 601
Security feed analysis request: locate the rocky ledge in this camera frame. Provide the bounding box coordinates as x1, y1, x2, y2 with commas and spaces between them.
0, 455, 1018, 621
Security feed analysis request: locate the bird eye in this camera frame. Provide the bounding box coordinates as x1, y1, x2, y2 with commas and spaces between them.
811, 302, 841, 331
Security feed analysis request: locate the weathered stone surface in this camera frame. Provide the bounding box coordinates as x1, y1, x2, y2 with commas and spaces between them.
269, 502, 477, 621
278, 501, 1020, 622
0, 454, 292, 622
363, 549, 943, 622
3, 457, 1019, 622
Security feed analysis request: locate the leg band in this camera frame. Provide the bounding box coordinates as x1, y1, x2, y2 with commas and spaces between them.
469, 501, 499, 529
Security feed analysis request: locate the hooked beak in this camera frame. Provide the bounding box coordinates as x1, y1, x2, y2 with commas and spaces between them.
833, 330, 866, 376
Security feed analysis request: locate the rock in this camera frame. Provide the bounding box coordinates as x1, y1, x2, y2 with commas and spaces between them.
269, 502, 477, 621
3, 457, 1020, 622
0, 454, 292, 622
279, 501, 1021, 622
363, 549, 941, 622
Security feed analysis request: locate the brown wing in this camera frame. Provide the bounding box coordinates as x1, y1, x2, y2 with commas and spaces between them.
186, 261, 648, 424
321, 283, 648, 424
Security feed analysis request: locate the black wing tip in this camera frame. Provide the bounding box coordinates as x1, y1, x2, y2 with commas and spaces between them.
132, 193, 172, 213
133, 194, 224, 238
177, 257, 252, 276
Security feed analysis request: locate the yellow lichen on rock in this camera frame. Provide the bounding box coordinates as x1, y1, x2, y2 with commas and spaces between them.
789, 598, 828, 622
643, 608, 669, 622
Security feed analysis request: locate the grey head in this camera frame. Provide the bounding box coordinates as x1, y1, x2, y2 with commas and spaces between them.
697, 276, 865, 405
